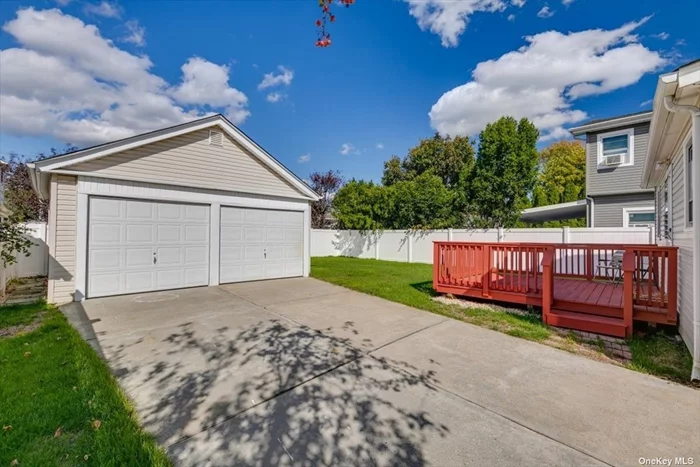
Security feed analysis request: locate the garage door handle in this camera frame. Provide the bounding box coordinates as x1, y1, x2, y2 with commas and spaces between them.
153, 253, 157, 265
264, 249, 267, 259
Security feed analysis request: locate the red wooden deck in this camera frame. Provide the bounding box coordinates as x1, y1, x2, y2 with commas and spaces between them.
433, 242, 678, 337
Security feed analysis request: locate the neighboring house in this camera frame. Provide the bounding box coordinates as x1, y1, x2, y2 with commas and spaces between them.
27, 114, 320, 304
640, 59, 700, 380
569, 111, 656, 228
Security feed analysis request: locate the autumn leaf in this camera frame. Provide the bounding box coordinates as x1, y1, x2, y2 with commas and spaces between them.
54, 426, 62, 438
2, 425, 12, 432
11, 459, 19, 466
84, 454, 89, 461
92, 420, 101, 430
23, 352, 31, 358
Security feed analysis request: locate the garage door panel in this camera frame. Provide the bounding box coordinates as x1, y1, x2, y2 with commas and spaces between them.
185, 246, 208, 265
125, 200, 154, 219
185, 225, 209, 242
219, 206, 303, 284
90, 249, 121, 270
157, 225, 181, 242
91, 224, 121, 243
126, 224, 153, 243
88, 197, 209, 298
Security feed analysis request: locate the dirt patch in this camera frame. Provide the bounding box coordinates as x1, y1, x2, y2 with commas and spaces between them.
433, 294, 530, 316
0, 314, 44, 339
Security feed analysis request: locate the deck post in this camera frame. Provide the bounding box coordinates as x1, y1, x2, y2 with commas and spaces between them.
482, 245, 491, 297
667, 248, 678, 325
622, 250, 635, 338
585, 246, 593, 281
541, 249, 553, 324
433, 242, 440, 291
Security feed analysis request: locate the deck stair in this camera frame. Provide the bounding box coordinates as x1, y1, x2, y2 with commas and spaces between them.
546, 308, 627, 337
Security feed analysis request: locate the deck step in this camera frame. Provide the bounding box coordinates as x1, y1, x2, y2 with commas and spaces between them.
547, 308, 627, 338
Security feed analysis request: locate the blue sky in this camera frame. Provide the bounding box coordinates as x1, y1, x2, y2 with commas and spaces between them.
0, 0, 698, 183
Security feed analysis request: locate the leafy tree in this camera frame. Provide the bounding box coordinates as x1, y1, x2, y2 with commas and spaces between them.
385, 173, 457, 229
1, 214, 33, 267
381, 156, 406, 186
315, 0, 355, 47
466, 117, 539, 228
531, 140, 586, 227
332, 180, 389, 230
381, 133, 475, 188
309, 170, 344, 229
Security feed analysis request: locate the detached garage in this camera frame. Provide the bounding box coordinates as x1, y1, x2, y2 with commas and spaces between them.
27, 114, 319, 303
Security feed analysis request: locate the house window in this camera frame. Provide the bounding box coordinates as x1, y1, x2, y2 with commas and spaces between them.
688, 143, 694, 226
623, 207, 655, 228
597, 129, 634, 168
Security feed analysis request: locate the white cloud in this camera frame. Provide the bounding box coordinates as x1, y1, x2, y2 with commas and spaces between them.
403, 0, 507, 47
376, 143, 384, 149
84, 1, 121, 18
171, 57, 249, 123
428, 18, 665, 141
562, 0, 575, 5
339, 143, 357, 155
54, 0, 73, 5
266, 92, 285, 103
507, 13, 516, 21
537, 5, 554, 18
652, 32, 669, 40
0, 8, 250, 146
298, 154, 311, 163
258, 65, 293, 90
123, 20, 145, 46
675, 39, 686, 46
511, 0, 526, 6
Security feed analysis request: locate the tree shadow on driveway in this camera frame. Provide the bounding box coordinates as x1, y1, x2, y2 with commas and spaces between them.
104, 313, 449, 466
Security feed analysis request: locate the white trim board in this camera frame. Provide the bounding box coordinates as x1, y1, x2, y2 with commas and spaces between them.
74, 176, 311, 301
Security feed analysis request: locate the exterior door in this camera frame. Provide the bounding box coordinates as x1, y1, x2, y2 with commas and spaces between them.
87, 197, 210, 298
219, 206, 303, 283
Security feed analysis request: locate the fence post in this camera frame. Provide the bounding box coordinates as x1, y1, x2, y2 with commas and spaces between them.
497, 227, 504, 243
482, 245, 491, 298
562, 226, 570, 244
407, 232, 413, 263
374, 232, 380, 260
447, 228, 453, 241
541, 249, 553, 324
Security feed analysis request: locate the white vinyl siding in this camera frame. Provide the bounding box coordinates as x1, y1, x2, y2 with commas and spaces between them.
48, 174, 77, 304
66, 128, 307, 200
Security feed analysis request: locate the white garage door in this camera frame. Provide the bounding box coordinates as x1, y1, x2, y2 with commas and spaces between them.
87, 197, 210, 298
219, 207, 303, 283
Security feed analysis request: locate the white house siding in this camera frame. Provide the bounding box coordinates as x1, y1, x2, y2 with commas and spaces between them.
65, 127, 307, 201
48, 174, 77, 304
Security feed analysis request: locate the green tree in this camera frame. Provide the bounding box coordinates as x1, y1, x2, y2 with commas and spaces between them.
1, 214, 33, 267
381, 133, 475, 188
385, 173, 457, 229
381, 156, 405, 186
332, 180, 389, 230
466, 117, 539, 228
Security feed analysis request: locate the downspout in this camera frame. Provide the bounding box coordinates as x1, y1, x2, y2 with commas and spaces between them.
586, 196, 595, 227
664, 96, 700, 380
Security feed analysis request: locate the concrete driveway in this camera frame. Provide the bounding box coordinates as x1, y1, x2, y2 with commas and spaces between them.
65, 278, 700, 467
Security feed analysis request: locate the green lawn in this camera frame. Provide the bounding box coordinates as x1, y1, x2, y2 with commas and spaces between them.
0, 302, 171, 467
311, 256, 551, 341
311, 256, 695, 384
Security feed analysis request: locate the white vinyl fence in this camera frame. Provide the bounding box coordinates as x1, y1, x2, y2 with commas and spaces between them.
1, 222, 48, 297
311, 226, 655, 264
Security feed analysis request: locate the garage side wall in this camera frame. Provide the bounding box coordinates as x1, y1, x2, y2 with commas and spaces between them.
48, 174, 77, 304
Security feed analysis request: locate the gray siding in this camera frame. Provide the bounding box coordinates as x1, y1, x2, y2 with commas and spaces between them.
592, 192, 655, 227
66, 127, 307, 200
586, 122, 654, 196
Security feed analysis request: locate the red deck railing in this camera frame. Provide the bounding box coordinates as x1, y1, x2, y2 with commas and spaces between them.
433, 242, 679, 337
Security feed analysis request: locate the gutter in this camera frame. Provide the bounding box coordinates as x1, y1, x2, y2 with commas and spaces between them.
664, 96, 700, 381
586, 196, 595, 227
